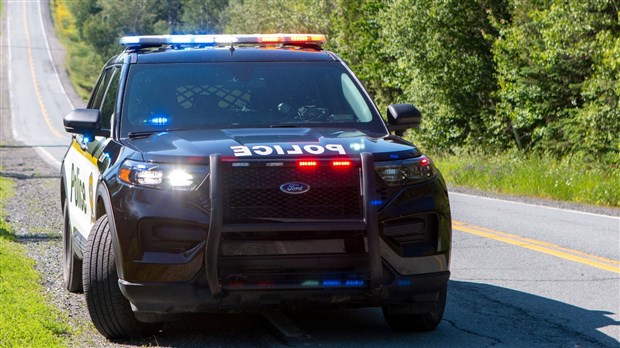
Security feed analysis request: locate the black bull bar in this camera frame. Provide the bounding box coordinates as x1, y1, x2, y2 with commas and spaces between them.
205, 152, 383, 296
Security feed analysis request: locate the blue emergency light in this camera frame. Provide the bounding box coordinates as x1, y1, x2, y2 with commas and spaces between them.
120, 34, 326, 49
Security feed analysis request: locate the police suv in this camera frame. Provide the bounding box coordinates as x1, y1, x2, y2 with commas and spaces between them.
61, 34, 452, 339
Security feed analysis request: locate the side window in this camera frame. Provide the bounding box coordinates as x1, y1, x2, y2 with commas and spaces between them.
88, 68, 114, 110
341, 73, 372, 122
99, 68, 120, 130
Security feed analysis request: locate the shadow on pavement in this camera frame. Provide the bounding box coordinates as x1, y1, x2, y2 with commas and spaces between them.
111, 313, 282, 347
281, 280, 619, 347
67, 282, 620, 347
444, 280, 619, 347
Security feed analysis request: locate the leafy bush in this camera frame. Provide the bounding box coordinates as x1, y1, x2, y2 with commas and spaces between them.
380, 0, 510, 153
493, 0, 619, 162
434, 149, 619, 206
52, 0, 103, 99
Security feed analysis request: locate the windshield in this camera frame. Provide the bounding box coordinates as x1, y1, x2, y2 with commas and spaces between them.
120, 62, 387, 136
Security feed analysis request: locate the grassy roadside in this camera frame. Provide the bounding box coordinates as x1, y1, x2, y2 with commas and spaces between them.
0, 178, 70, 346
433, 151, 619, 207
50, 0, 101, 100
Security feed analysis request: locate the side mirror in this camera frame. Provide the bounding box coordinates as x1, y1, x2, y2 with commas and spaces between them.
387, 104, 422, 136
63, 109, 107, 136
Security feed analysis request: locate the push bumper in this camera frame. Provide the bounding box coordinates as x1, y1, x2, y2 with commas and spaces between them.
119, 270, 450, 315
111, 152, 451, 315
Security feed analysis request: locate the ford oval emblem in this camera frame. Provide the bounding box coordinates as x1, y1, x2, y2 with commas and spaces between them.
280, 182, 311, 194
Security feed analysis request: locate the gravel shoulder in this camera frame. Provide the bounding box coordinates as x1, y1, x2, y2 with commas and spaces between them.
0, 133, 125, 347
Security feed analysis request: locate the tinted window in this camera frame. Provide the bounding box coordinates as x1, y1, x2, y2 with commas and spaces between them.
99, 68, 120, 130
89, 68, 114, 110
121, 62, 385, 136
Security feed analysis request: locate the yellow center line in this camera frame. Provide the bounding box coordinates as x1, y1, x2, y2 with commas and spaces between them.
455, 220, 620, 265
453, 220, 620, 274
22, 0, 64, 139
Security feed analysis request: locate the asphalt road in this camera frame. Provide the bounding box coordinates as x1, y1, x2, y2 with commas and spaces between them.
2, 1, 619, 346
4, 0, 81, 169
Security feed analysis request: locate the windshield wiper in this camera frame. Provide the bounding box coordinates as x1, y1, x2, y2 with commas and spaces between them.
269, 124, 303, 128
128, 131, 156, 139
127, 128, 194, 139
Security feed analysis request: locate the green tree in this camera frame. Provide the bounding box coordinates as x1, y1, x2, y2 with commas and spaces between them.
70, 0, 180, 59
573, 29, 620, 163
99, 0, 159, 35
328, 0, 400, 114
65, 0, 100, 37
180, 0, 228, 34
155, 0, 183, 33
82, 13, 119, 58
493, 0, 619, 159
380, 0, 509, 152
221, 0, 332, 34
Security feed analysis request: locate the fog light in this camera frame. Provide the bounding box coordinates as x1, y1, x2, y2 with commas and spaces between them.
168, 170, 193, 187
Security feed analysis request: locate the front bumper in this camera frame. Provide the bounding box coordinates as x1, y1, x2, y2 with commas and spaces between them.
108, 153, 451, 314
119, 270, 450, 316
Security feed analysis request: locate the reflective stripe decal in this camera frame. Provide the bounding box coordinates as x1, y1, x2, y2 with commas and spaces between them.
71, 139, 98, 166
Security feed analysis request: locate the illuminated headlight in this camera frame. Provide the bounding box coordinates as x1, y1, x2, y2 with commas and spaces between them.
118, 159, 208, 190
375, 156, 437, 186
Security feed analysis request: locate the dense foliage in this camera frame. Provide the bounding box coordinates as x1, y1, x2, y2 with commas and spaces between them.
493, 1, 619, 162
57, 0, 619, 164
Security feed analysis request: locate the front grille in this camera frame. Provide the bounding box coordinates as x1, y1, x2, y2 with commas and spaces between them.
222, 164, 362, 220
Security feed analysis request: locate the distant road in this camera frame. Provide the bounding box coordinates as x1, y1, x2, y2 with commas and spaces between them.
5, 0, 83, 169
4, 1, 619, 346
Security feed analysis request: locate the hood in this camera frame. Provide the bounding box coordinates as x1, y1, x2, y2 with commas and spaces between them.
123, 128, 421, 164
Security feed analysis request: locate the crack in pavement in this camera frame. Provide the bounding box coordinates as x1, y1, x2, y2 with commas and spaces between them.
443, 319, 502, 347
459, 287, 606, 347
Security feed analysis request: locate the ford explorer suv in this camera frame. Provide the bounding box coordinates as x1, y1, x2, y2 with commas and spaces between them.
60, 34, 452, 339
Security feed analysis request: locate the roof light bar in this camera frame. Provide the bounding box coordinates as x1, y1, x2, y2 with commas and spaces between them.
120, 34, 326, 49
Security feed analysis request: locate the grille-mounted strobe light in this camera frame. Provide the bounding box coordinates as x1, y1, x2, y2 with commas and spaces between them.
297, 160, 319, 168
296, 160, 353, 168
332, 160, 352, 167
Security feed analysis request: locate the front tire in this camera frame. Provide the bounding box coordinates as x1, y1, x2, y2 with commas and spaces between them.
382, 285, 447, 331
63, 201, 82, 293
83, 214, 161, 339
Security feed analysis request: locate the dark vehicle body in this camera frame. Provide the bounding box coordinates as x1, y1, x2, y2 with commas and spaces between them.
60, 35, 451, 339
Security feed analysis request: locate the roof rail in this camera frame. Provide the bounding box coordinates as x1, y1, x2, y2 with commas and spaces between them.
119, 34, 326, 50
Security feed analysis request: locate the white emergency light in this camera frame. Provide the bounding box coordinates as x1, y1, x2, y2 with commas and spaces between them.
119, 34, 326, 49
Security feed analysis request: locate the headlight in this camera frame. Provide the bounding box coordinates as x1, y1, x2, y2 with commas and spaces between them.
118, 159, 208, 190
375, 155, 437, 186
